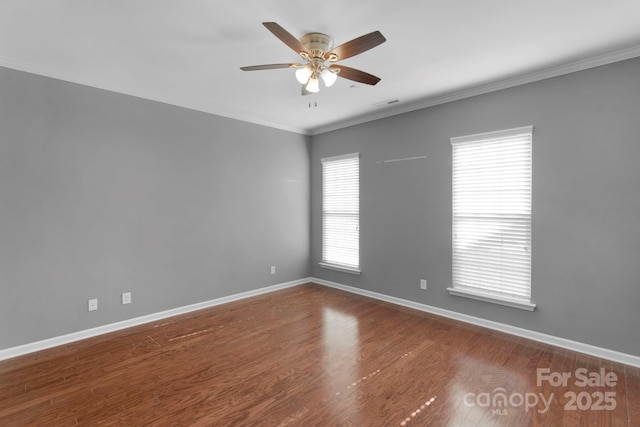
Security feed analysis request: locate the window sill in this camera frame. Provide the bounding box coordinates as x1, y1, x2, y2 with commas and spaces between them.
447, 287, 536, 311
319, 262, 361, 275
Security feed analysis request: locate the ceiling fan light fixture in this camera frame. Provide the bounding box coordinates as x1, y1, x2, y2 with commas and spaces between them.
295, 67, 312, 84
321, 68, 338, 87
306, 75, 320, 93
241, 23, 386, 95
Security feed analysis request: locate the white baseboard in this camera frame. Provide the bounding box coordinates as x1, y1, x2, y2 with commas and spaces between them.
312, 277, 640, 368
0, 278, 310, 362
3, 277, 639, 368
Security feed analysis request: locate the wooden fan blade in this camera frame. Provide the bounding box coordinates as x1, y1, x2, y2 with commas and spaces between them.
263, 22, 306, 55
240, 63, 299, 71
331, 65, 381, 85
325, 31, 386, 61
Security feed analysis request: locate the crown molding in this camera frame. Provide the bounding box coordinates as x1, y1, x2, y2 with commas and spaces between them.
308, 44, 640, 136
2, 44, 640, 137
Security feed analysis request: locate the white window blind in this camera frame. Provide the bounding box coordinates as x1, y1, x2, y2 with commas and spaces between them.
321, 153, 360, 274
449, 126, 534, 310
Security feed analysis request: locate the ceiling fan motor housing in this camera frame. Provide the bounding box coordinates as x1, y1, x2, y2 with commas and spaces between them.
300, 33, 334, 57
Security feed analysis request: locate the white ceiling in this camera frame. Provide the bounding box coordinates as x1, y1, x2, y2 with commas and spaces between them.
1, 1, 640, 135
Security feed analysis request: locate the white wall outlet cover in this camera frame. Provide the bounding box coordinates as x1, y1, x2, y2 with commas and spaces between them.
122, 292, 132, 305
88, 299, 98, 311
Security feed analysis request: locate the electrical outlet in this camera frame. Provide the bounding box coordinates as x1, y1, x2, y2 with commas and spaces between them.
420, 279, 427, 290
271, 266, 276, 275
122, 292, 131, 305
88, 298, 98, 311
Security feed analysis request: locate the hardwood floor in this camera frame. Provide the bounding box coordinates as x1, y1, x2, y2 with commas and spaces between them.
1, 283, 638, 426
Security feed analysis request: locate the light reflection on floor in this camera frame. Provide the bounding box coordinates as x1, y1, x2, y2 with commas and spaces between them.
399, 396, 437, 426
335, 368, 381, 396
320, 307, 443, 425
322, 307, 360, 420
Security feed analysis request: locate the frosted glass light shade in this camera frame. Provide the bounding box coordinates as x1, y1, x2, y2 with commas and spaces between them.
306, 76, 320, 93
295, 67, 312, 84
321, 69, 338, 87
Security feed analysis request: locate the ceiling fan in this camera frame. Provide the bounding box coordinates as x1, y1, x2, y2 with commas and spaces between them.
241, 22, 386, 95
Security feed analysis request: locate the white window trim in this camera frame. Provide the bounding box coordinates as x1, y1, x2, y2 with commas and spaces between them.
449, 126, 535, 311
449, 126, 533, 145
320, 152, 360, 274
446, 287, 536, 311
319, 262, 361, 275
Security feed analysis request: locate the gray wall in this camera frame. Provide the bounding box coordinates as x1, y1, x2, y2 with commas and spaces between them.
3, 56, 640, 358
311, 57, 640, 357
0, 67, 310, 349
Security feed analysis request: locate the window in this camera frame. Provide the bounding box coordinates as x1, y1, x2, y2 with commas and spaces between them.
320, 153, 360, 274
448, 126, 535, 311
